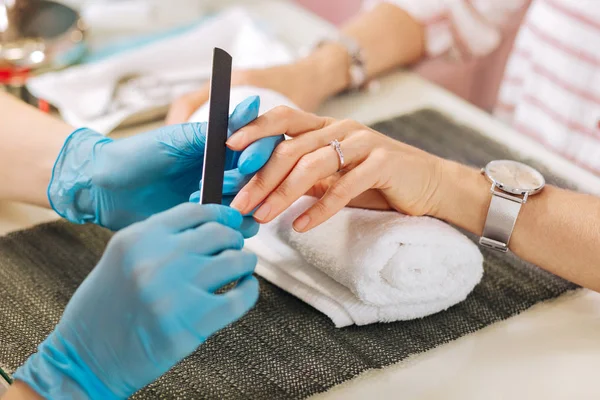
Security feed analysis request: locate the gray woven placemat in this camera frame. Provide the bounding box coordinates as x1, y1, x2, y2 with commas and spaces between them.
0, 109, 577, 399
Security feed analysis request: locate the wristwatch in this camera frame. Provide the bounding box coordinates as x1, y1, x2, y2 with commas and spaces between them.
312, 34, 367, 91
479, 160, 545, 252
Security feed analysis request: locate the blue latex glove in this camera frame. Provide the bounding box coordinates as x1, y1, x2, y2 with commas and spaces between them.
48, 96, 282, 232
14, 203, 258, 399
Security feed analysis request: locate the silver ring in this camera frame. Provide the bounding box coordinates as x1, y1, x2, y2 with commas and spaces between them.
329, 139, 345, 171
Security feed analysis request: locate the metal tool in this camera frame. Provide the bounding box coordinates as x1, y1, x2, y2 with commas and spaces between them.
86, 71, 208, 119
0, 0, 85, 69
199, 47, 232, 205
1, 0, 86, 104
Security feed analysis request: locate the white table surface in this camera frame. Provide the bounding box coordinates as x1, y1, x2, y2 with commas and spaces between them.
2, 1, 600, 399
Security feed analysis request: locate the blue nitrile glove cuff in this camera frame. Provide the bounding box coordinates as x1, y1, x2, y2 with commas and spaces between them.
14, 332, 120, 400
48, 128, 112, 225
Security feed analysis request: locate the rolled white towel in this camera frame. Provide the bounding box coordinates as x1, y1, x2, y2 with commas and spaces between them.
188, 85, 298, 122
188, 87, 484, 327
246, 197, 484, 327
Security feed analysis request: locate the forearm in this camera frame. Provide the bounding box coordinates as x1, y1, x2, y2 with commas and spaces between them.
2, 381, 43, 400
438, 161, 600, 291
0, 93, 72, 207
297, 2, 426, 103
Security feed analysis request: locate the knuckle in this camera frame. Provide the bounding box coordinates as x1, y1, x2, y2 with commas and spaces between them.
250, 172, 269, 192
202, 221, 225, 235
203, 223, 242, 247
273, 182, 293, 200
338, 118, 360, 130
272, 140, 296, 159
354, 128, 374, 142
110, 228, 137, 252
296, 153, 319, 172
329, 182, 351, 202
272, 105, 294, 119
370, 148, 390, 163
311, 200, 330, 215
222, 229, 245, 248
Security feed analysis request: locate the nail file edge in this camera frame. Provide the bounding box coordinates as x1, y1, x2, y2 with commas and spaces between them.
200, 48, 232, 205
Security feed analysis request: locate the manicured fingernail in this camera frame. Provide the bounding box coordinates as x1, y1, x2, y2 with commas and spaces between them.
254, 203, 271, 222
226, 131, 244, 148
230, 191, 249, 212
293, 215, 311, 232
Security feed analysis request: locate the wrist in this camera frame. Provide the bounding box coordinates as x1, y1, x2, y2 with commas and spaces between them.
13, 332, 118, 400
296, 42, 350, 105
434, 160, 490, 236
3, 381, 44, 400
48, 128, 111, 225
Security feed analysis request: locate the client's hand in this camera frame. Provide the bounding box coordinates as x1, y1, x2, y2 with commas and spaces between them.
227, 107, 446, 232
13, 203, 258, 399
165, 56, 344, 124
48, 96, 281, 232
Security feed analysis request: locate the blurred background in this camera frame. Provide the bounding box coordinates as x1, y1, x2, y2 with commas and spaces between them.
2, 0, 597, 176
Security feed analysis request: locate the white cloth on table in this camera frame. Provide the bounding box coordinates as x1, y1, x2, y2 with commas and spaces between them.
26, 8, 293, 133
246, 197, 484, 327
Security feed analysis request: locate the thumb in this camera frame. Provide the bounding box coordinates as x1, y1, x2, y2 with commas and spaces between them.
166, 84, 211, 125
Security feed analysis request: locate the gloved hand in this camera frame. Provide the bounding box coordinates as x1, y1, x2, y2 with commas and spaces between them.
13, 203, 259, 399
48, 96, 282, 232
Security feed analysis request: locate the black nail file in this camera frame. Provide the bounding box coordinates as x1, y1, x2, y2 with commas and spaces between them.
200, 47, 232, 205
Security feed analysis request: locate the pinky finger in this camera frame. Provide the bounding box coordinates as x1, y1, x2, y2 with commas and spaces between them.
293, 158, 380, 232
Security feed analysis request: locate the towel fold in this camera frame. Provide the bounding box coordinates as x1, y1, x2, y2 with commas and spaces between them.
246, 197, 484, 327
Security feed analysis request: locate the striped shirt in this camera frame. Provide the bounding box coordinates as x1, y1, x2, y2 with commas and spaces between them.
367, 0, 600, 173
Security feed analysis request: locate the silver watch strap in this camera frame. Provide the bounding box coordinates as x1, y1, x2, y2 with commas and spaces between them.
479, 190, 523, 252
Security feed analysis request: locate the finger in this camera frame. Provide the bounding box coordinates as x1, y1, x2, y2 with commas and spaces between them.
166, 86, 210, 125
240, 128, 369, 220
152, 203, 242, 232
179, 222, 245, 255
228, 96, 260, 133
219, 197, 260, 237
307, 175, 391, 210
230, 121, 355, 215
186, 192, 260, 237
198, 250, 257, 292
226, 106, 330, 150
240, 216, 260, 238
164, 274, 259, 341
252, 139, 362, 223
293, 157, 382, 232
237, 135, 284, 175
192, 275, 260, 339
225, 97, 261, 169
223, 169, 251, 195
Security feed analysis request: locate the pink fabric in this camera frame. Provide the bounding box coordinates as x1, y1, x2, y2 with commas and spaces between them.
294, 0, 363, 26
295, 0, 600, 172
413, 1, 532, 112
294, 0, 530, 111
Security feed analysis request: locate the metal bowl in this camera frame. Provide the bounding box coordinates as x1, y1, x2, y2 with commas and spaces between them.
0, 0, 86, 70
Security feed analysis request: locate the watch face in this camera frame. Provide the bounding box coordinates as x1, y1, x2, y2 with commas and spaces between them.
484, 160, 545, 194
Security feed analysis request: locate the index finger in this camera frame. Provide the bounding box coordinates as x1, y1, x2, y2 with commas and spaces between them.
226, 106, 331, 151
